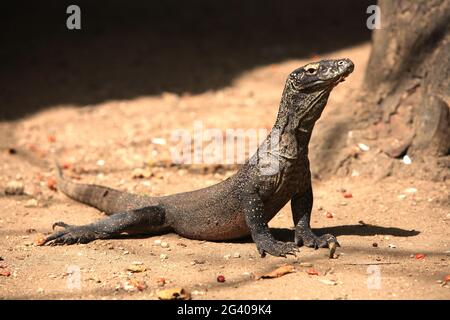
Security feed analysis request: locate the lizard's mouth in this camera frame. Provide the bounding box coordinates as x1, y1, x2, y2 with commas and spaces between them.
303, 72, 351, 91
330, 67, 353, 88
332, 72, 350, 86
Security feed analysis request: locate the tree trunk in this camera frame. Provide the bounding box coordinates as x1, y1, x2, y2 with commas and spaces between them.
311, 0, 449, 181
364, 0, 450, 158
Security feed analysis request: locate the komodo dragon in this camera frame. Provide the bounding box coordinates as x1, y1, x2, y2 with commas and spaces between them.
42, 58, 354, 257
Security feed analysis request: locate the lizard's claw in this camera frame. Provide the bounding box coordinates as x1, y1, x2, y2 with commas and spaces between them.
295, 227, 340, 249
42, 223, 98, 246
257, 241, 299, 258
52, 221, 73, 230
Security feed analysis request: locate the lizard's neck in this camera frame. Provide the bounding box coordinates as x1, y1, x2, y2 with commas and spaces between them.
269, 89, 330, 156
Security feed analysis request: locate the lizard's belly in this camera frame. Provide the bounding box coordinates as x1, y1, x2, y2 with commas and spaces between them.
162, 187, 251, 241
172, 209, 250, 241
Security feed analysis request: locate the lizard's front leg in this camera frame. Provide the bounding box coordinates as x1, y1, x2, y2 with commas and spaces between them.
243, 191, 298, 258
292, 183, 340, 249
42, 205, 165, 245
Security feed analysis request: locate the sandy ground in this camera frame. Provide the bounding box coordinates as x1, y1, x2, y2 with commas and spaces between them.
0, 43, 449, 300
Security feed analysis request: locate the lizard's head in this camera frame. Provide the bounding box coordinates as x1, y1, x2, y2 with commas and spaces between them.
288, 58, 354, 93
280, 58, 354, 130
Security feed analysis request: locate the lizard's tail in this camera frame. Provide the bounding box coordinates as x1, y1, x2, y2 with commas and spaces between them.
55, 162, 154, 215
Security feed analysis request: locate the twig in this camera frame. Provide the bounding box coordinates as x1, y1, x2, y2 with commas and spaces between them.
343, 262, 400, 266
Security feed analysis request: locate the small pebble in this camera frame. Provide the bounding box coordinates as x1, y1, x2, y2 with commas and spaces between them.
151, 138, 167, 145
160, 242, 169, 248
402, 155, 412, 165
372, 242, 378, 247
191, 290, 206, 296
233, 252, 240, 258
299, 262, 313, 267
160, 254, 168, 260
358, 143, 370, 151
319, 279, 337, 286
24, 199, 38, 208
47, 178, 57, 191
217, 275, 225, 283
157, 277, 165, 287
343, 192, 353, 198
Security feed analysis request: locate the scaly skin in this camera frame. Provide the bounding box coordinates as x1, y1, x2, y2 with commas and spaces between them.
43, 58, 354, 258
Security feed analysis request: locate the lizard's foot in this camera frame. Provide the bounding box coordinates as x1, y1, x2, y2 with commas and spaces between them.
42, 222, 100, 245
256, 239, 299, 258
295, 227, 340, 249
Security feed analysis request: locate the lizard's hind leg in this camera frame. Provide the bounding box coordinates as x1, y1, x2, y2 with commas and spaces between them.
42, 205, 168, 245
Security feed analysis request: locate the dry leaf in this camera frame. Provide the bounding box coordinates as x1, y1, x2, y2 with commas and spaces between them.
157, 287, 191, 300
260, 264, 295, 279
126, 264, 147, 273
123, 279, 147, 291
0, 270, 11, 277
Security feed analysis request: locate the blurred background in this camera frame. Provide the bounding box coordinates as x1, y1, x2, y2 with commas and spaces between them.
0, 0, 372, 120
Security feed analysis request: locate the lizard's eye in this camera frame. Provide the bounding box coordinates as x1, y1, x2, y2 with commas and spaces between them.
306, 67, 317, 75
